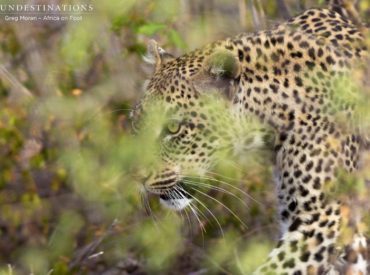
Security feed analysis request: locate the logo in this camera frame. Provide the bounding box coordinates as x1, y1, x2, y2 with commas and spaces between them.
0, 4, 94, 22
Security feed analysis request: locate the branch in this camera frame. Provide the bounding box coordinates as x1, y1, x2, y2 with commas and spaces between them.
0, 64, 33, 99
276, 0, 291, 20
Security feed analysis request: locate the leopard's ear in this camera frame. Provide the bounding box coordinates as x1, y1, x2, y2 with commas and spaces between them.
144, 40, 175, 71
192, 49, 241, 99
204, 50, 241, 80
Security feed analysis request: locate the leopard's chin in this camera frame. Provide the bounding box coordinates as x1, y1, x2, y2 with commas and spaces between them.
158, 183, 193, 211
159, 196, 193, 211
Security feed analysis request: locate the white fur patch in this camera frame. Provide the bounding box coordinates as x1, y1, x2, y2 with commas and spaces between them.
143, 44, 167, 65
350, 234, 368, 274
160, 198, 193, 211
143, 53, 156, 65
352, 254, 368, 274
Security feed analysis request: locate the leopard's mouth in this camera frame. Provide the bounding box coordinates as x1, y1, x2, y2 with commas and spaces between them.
158, 182, 194, 211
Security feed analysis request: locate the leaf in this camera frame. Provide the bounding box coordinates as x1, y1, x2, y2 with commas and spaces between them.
167, 29, 186, 49
137, 23, 166, 35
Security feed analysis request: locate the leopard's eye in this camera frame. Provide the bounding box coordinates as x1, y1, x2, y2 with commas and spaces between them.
166, 120, 181, 134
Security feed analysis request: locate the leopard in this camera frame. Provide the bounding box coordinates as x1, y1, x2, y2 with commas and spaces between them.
131, 0, 369, 274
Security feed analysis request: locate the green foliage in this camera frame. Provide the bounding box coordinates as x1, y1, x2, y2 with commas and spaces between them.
0, 0, 369, 274
137, 23, 167, 35
237, 238, 273, 274
167, 29, 187, 49
134, 215, 183, 271
61, 19, 97, 68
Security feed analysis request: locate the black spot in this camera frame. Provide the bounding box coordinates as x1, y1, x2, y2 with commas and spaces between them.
238, 49, 244, 61
281, 210, 290, 219
289, 187, 296, 195
304, 229, 315, 238
328, 221, 336, 228
269, 84, 279, 93
291, 51, 303, 58
312, 213, 320, 222
271, 52, 280, 62
288, 200, 298, 211
299, 154, 306, 162
294, 170, 302, 178
300, 251, 310, 262
278, 251, 286, 261
325, 207, 332, 215
225, 44, 234, 51
306, 161, 314, 172
314, 251, 324, 262
299, 41, 309, 48
308, 48, 315, 60
305, 61, 315, 70
326, 56, 335, 65
289, 218, 302, 231
279, 132, 288, 142
316, 233, 324, 245
264, 40, 270, 48
295, 77, 303, 87
282, 258, 295, 269
303, 202, 312, 211
277, 36, 284, 44
302, 175, 311, 183
290, 240, 299, 252
299, 186, 309, 196
293, 64, 301, 72
270, 263, 278, 269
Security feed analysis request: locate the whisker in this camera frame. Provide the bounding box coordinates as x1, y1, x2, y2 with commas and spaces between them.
189, 201, 211, 227
173, 191, 186, 225
187, 203, 206, 245
164, 190, 173, 220
172, 187, 206, 239
182, 205, 194, 236
206, 171, 242, 183
186, 201, 206, 243
176, 186, 224, 238
182, 179, 249, 209
185, 174, 262, 206
220, 158, 245, 173
148, 199, 161, 231
189, 186, 248, 230
141, 192, 151, 216
175, 188, 211, 227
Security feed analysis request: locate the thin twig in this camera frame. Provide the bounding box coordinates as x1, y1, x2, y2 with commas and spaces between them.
68, 219, 119, 270
276, 0, 291, 20
238, 0, 248, 29
0, 64, 33, 98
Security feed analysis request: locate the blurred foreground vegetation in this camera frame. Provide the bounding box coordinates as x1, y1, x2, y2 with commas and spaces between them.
0, 0, 370, 274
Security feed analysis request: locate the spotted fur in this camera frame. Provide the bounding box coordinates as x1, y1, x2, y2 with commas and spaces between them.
132, 2, 369, 274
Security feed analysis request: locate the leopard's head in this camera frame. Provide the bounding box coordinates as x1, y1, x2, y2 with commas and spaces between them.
131, 40, 264, 211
